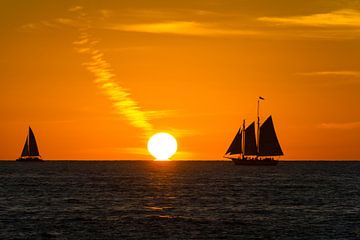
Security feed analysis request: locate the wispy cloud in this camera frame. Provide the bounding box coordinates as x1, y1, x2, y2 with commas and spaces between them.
107, 21, 259, 36
319, 121, 360, 130
296, 71, 360, 86
20, 21, 59, 32
69, 6, 83, 12
297, 71, 360, 77
20, 18, 81, 32
115, 8, 220, 20
259, 9, 360, 27
21, 12, 259, 37
72, 7, 154, 135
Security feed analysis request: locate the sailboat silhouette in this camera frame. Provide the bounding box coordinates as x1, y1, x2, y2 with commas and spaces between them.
16, 127, 43, 162
224, 97, 283, 165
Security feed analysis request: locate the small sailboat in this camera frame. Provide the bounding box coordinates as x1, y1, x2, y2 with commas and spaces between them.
16, 127, 43, 162
224, 97, 283, 165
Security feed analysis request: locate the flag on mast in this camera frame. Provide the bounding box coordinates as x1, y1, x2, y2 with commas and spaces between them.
259, 96, 265, 100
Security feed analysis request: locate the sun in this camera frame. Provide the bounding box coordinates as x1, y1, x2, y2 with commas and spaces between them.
147, 132, 177, 161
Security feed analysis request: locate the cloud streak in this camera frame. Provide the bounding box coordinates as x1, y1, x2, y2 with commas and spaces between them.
319, 121, 360, 130
259, 9, 360, 27
72, 7, 154, 135
107, 21, 259, 36
297, 71, 360, 77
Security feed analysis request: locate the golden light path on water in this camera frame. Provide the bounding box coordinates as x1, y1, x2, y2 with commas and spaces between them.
148, 133, 177, 161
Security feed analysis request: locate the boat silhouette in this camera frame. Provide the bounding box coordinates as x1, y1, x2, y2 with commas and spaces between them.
224, 97, 283, 165
16, 127, 43, 162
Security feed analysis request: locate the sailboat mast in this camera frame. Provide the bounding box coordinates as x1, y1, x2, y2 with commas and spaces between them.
242, 119, 245, 159
27, 127, 30, 156
257, 99, 260, 154
257, 97, 264, 154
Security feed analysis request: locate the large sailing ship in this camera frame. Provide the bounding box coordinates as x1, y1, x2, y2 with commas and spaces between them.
16, 127, 43, 162
224, 98, 283, 165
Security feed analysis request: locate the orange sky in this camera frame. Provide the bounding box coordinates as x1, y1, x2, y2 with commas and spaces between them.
1, 0, 360, 160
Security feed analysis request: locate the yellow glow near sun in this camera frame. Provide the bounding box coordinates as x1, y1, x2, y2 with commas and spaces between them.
147, 132, 177, 160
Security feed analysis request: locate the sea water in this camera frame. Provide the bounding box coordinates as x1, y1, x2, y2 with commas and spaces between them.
0, 161, 359, 239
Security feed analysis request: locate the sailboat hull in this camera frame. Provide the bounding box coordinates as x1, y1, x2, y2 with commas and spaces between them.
231, 158, 278, 166
16, 157, 43, 162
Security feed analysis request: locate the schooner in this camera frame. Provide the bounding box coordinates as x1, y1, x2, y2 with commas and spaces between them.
224, 97, 283, 165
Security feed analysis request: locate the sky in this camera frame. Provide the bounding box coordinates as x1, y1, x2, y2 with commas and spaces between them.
1, 0, 360, 160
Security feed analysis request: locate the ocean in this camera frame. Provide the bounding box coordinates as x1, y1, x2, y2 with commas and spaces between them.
0, 161, 359, 239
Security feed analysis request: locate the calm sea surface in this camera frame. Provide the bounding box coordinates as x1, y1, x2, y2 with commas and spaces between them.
0, 161, 359, 239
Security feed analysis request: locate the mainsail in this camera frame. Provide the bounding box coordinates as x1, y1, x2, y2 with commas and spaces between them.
258, 116, 283, 156
20, 127, 40, 157
28, 127, 40, 156
21, 138, 29, 157
244, 122, 257, 156
225, 129, 242, 155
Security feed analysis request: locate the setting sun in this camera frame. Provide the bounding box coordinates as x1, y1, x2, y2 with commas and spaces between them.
147, 132, 177, 160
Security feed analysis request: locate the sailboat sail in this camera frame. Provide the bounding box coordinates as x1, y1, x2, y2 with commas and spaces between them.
21, 137, 29, 157
225, 129, 242, 155
17, 127, 42, 161
258, 116, 283, 156
244, 122, 257, 156
28, 127, 40, 156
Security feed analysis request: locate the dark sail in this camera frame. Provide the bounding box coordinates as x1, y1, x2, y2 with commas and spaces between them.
21, 137, 29, 157
244, 122, 257, 156
225, 129, 242, 155
258, 116, 283, 156
28, 127, 40, 156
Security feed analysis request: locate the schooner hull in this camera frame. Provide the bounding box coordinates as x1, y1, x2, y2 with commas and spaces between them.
16, 157, 43, 162
231, 158, 278, 166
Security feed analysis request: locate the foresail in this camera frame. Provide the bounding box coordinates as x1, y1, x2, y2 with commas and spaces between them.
28, 127, 40, 156
244, 122, 257, 156
21, 137, 29, 157
258, 116, 283, 156
225, 129, 242, 155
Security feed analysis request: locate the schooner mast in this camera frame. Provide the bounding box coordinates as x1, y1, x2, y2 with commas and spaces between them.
257, 96, 264, 154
